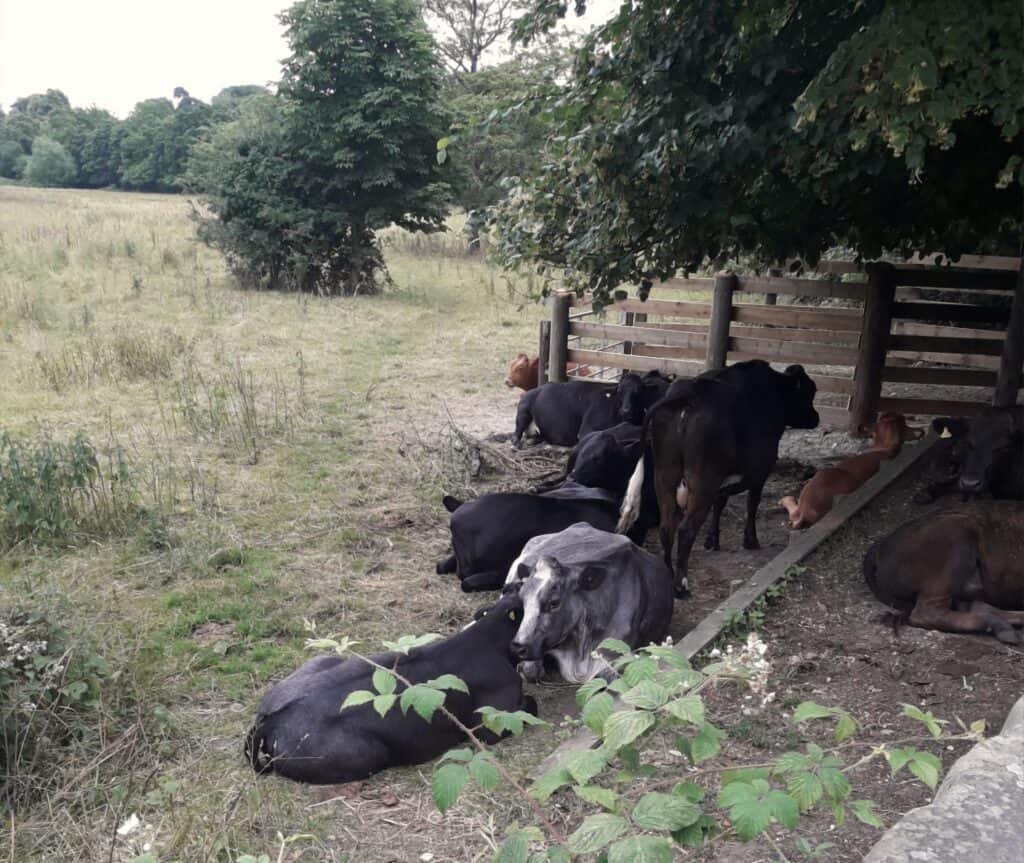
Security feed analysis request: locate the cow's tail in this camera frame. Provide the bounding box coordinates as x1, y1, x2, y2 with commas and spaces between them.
245, 722, 272, 775
617, 453, 645, 534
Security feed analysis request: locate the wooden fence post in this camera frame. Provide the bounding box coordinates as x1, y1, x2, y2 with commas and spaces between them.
849, 263, 895, 434
993, 264, 1024, 407
765, 267, 781, 307
549, 292, 572, 383
538, 320, 551, 385
706, 272, 736, 370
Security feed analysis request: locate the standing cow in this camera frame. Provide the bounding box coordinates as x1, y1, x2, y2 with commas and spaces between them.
618, 360, 819, 597
504, 523, 673, 682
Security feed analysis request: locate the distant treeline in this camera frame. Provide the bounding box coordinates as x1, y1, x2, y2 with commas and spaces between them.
0, 86, 269, 192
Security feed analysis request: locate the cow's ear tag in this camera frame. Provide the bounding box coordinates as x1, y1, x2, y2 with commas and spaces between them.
940, 426, 952, 439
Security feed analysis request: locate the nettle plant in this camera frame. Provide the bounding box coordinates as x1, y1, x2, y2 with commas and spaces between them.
311, 631, 984, 863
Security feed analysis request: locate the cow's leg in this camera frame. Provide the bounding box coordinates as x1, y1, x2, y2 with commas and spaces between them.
513, 394, 537, 448
436, 554, 457, 575
655, 465, 683, 572
672, 493, 714, 598
909, 596, 1020, 644
966, 600, 1024, 627
742, 479, 767, 550
460, 571, 504, 592
704, 491, 728, 551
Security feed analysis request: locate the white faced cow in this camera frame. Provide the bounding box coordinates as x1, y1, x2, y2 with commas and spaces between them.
505, 522, 673, 683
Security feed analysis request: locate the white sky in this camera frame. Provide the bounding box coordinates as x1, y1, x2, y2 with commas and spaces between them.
0, 0, 620, 117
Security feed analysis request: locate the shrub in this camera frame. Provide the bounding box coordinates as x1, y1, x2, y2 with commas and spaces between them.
24, 137, 76, 187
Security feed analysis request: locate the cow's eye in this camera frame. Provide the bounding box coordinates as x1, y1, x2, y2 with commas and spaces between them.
547, 599, 561, 612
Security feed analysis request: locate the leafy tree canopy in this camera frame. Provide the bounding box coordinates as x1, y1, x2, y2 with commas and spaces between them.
495, 0, 1023, 303
424, 0, 527, 74
24, 137, 76, 187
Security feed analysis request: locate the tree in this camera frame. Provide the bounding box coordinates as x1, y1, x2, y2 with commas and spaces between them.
210, 85, 272, 121
0, 140, 26, 179
188, 0, 452, 295
119, 98, 176, 191
423, 0, 526, 74
495, 0, 1023, 304
24, 138, 76, 187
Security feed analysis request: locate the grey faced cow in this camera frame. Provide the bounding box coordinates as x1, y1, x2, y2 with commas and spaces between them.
504, 522, 673, 683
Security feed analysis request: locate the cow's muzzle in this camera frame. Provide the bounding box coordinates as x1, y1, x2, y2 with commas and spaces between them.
958, 476, 984, 495
510, 640, 542, 662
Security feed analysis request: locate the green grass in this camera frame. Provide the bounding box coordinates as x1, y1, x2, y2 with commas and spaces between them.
0, 186, 554, 862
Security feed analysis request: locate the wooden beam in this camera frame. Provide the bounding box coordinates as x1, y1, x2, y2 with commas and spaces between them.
815, 404, 851, 427
994, 265, 1024, 407
611, 298, 712, 318
892, 301, 1010, 325
893, 320, 1007, 340
727, 335, 858, 366
877, 397, 991, 417
813, 376, 856, 395
736, 275, 866, 301
890, 267, 1017, 291
887, 335, 1004, 356
882, 366, 998, 388
567, 348, 702, 377
849, 264, 896, 434
732, 304, 862, 331
548, 293, 571, 383
706, 272, 736, 370
570, 321, 707, 351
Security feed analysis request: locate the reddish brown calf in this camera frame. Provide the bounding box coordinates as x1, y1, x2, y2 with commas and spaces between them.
504, 353, 594, 391
780, 412, 923, 528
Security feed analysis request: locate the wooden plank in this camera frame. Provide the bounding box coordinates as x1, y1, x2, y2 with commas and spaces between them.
570, 321, 707, 351
733, 326, 858, 346
651, 277, 715, 291
567, 348, 702, 377
533, 434, 940, 776
882, 366, 998, 387
613, 298, 712, 318
892, 301, 1010, 325
887, 335, 1005, 356
886, 350, 999, 370
815, 404, 851, 427
727, 335, 859, 366
813, 375, 856, 395
736, 275, 866, 301
627, 344, 707, 362
732, 305, 862, 331
891, 267, 1017, 291
904, 253, 1022, 272
994, 267, 1024, 407
893, 320, 1005, 340
877, 397, 990, 417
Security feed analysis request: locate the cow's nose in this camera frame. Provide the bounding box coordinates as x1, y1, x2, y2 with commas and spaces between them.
510, 641, 529, 661
959, 476, 983, 493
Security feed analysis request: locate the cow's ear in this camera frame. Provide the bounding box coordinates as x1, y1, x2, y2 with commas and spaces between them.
515, 561, 531, 581
578, 565, 607, 592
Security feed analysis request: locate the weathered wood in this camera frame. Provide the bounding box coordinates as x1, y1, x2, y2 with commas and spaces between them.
538, 320, 551, 386
566, 348, 702, 377
893, 320, 1008, 340
800, 255, 1022, 276
706, 272, 736, 369
612, 298, 713, 318
886, 349, 999, 371
812, 376, 856, 395
815, 404, 852, 427
620, 311, 635, 356
994, 266, 1024, 407
532, 434, 940, 776
849, 264, 896, 434
623, 344, 708, 362
877, 397, 991, 417
887, 334, 1004, 357
882, 366, 998, 387
892, 301, 1011, 325
764, 267, 781, 308
891, 267, 1018, 291
549, 293, 572, 383
570, 321, 707, 351
736, 275, 866, 301
650, 276, 715, 291
732, 327, 859, 346
732, 304, 862, 331
727, 335, 858, 366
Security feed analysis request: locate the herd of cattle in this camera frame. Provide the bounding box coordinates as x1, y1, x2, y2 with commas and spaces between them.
246, 354, 1024, 785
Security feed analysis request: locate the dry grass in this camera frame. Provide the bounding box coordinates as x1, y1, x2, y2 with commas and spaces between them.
0, 186, 564, 862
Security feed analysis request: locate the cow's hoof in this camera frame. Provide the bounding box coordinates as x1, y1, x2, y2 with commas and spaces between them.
995, 627, 1021, 645
743, 538, 761, 550
704, 535, 720, 551
673, 582, 690, 600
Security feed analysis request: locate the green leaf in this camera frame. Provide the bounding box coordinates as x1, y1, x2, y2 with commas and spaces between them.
850, 799, 885, 828
399, 684, 444, 722
630, 792, 701, 830
432, 763, 469, 813
902, 704, 946, 738
672, 781, 705, 802
563, 748, 607, 785
786, 771, 823, 811
598, 638, 631, 655
437, 137, 450, 150
672, 814, 718, 848
819, 766, 851, 803
373, 694, 397, 717
546, 847, 571, 863
381, 633, 442, 654
691, 723, 724, 763
478, 707, 546, 736
573, 784, 618, 811
766, 790, 799, 829
607, 836, 673, 863
340, 689, 374, 710
436, 149, 447, 165
582, 692, 615, 734
440, 748, 473, 763
576, 678, 608, 707
640, 645, 689, 668
468, 753, 501, 790
718, 781, 773, 841
601, 710, 656, 753
663, 696, 704, 725
426, 674, 469, 693
566, 813, 629, 855
792, 701, 836, 723
531, 767, 572, 801
621, 657, 658, 686
372, 668, 396, 695
884, 747, 916, 775
908, 752, 941, 790
496, 831, 529, 863
835, 711, 857, 743
621, 680, 669, 710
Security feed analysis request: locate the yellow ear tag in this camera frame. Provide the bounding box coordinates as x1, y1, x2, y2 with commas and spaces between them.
940, 427, 952, 439
509, 611, 516, 620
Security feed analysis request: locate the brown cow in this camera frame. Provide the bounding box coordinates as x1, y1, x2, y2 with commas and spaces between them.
504, 353, 594, 392
863, 501, 1024, 643
780, 412, 923, 528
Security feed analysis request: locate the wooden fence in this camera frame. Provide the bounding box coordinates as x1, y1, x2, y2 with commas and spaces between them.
541, 258, 1024, 432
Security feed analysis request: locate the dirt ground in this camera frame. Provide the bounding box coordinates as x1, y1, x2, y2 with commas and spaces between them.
294, 399, 1024, 863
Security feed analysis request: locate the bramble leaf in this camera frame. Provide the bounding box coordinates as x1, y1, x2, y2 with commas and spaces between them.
432, 763, 468, 813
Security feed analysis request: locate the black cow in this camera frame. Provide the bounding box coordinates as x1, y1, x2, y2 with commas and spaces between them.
513, 371, 671, 448
245, 593, 534, 784
436, 483, 625, 592
505, 522, 673, 682
618, 360, 819, 597
916, 408, 1024, 502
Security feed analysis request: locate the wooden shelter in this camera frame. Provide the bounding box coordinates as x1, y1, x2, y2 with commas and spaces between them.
540, 256, 1024, 432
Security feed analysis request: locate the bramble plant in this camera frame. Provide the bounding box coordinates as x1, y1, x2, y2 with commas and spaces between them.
307, 628, 984, 863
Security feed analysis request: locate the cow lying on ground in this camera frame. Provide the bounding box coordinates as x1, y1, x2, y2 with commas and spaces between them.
513, 371, 671, 447
504, 353, 592, 391
863, 501, 1024, 644
780, 412, 923, 528
245, 593, 535, 784
504, 522, 673, 682
915, 408, 1024, 503
618, 360, 819, 597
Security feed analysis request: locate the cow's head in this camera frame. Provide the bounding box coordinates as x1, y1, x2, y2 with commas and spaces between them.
958, 408, 1024, 496
867, 412, 925, 449
505, 353, 534, 389
509, 557, 606, 663
571, 428, 637, 494
781, 365, 819, 429
616, 373, 647, 424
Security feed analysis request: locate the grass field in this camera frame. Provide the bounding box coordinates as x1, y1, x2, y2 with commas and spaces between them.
0, 186, 559, 862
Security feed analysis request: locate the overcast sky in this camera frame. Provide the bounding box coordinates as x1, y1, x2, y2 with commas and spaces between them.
0, 0, 620, 117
